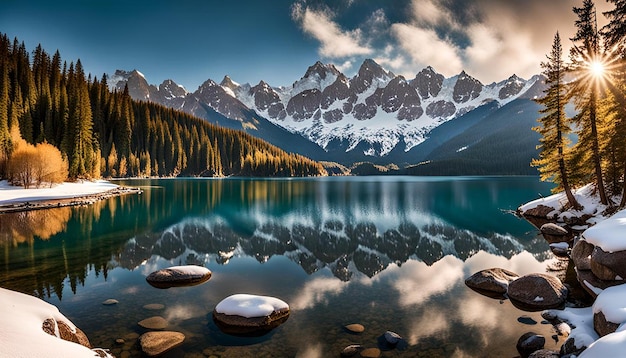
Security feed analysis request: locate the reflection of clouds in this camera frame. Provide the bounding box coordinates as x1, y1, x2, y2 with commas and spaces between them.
295, 343, 323, 358
464, 250, 556, 277
121, 286, 140, 295
164, 304, 203, 323
290, 276, 348, 310
407, 310, 450, 345
380, 255, 465, 306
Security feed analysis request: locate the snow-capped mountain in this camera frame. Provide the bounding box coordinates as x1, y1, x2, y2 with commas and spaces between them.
108, 59, 540, 163
228, 60, 539, 157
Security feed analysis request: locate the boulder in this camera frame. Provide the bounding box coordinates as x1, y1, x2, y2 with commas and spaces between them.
590, 246, 626, 280
528, 349, 560, 358
540, 223, 571, 243
593, 311, 620, 337
138, 316, 168, 330
139, 331, 185, 356
576, 269, 622, 299
590, 259, 621, 281
465, 268, 519, 297
521, 204, 556, 228
516, 332, 545, 358
571, 239, 594, 271
212, 294, 290, 336
507, 273, 568, 311
42, 318, 91, 348
146, 265, 212, 289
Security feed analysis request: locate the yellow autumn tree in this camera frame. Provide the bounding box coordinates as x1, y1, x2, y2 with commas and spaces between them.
34, 141, 69, 187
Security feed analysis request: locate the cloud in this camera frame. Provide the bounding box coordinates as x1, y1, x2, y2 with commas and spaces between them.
291, 2, 372, 58
391, 23, 463, 77
290, 276, 347, 310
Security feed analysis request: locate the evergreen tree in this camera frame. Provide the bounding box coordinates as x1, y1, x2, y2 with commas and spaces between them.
533, 32, 581, 209
569, 0, 609, 206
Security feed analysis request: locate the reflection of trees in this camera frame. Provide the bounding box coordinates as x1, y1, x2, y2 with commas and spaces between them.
0, 207, 72, 245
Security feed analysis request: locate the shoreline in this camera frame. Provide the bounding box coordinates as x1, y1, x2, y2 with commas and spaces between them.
0, 186, 142, 214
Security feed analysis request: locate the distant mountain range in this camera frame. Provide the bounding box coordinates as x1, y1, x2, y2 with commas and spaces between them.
109, 59, 545, 174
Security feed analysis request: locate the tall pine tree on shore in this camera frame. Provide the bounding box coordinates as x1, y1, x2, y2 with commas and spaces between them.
602, 0, 626, 208
533, 32, 581, 209
568, 0, 609, 206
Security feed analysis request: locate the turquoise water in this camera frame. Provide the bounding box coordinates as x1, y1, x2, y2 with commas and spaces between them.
0, 177, 561, 357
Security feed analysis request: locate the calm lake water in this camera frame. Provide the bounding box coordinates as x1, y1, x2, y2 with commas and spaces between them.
0, 176, 562, 357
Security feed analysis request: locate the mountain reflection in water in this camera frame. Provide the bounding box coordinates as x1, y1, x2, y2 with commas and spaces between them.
0, 177, 560, 357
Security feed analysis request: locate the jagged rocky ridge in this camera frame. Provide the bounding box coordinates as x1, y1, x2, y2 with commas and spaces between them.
108, 60, 539, 160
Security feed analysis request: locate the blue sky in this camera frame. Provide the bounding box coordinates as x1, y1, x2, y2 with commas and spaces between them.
0, 0, 613, 91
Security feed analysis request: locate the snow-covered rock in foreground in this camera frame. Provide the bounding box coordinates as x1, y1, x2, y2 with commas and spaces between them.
583, 209, 626, 253
0, 287, 112, 357
0, 180, 118, 205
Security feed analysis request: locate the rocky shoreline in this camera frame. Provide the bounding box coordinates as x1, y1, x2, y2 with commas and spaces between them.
466, 185, 626, 357
0, 186, 142, 214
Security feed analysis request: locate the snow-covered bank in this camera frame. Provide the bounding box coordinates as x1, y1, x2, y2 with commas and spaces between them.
519, 185, 626, 356
0, 180, 118, 205
0, 287, 112, 357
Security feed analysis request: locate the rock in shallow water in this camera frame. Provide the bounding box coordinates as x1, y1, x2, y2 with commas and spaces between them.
507, 273, 568, 311
138, 316, 168, 330
340, 344, 363, 357
345, 323, 365, 333
146, 265, 212, 289
465, 267, 519, 297
102, 299, 119, 305
139, 331, 184, 356
212, 294, 290, 336
383, 331, 402, 345
516, 332, 545, 358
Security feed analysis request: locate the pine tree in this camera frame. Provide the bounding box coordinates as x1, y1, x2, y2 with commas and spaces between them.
533, 32, 581, 209
569, 0, 609, 206
602, 0, 626, 207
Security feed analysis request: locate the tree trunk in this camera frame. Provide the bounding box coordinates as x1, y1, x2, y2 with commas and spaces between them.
590, 90, 609, 206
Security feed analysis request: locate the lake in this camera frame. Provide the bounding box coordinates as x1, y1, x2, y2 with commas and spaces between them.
0, 176, 561, 357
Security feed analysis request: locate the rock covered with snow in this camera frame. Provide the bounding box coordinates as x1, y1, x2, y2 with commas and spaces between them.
212, 294, 290, 336
145, 265, 212, 289
0, 287, 113, 357
464, 267, 519, 296
507, 273, 568, 311
592, 285, 626, 337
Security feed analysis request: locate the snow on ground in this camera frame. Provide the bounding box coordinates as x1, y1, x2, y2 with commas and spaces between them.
0, 180, 118, 205
215, 294, 289, 318
518, 184, 607, 222
545, 307, 597, 350
0, 287, 112, 357
583, 209, 626, 253
521, 183, 626, 356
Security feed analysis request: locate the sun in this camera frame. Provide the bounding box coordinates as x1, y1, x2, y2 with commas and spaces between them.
590, 60, 606, 78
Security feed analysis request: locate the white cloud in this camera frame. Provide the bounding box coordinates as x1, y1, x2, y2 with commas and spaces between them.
291, 3, 372, 58
391, 23, 463, 77
411, 0, 456, 28
290, 276, 347, 310
333, 60, 354, 73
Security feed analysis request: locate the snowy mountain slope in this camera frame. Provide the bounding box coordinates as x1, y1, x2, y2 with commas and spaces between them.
108, 59, 541, 166
227, 59, 539, 158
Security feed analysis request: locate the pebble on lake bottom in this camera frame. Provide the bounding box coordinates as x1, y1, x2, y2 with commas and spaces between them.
143, 303, 165, 310
360, 347, 381, 357
345, 323, 365, 333
102, 299, 119, 305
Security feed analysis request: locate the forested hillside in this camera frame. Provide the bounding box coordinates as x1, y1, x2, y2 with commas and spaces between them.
0, 34, 325, 180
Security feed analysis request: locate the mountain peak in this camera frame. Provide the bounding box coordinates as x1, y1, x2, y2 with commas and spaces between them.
304, 61, 340, 80
220, 75, 240, 92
